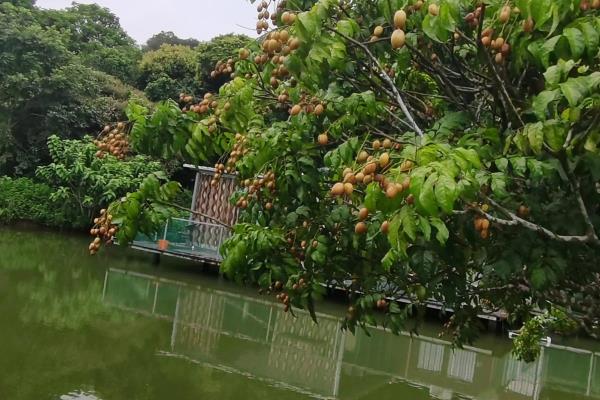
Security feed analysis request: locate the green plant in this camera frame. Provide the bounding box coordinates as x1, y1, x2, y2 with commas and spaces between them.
100, 0, 600, 358
36, 135, 163, 228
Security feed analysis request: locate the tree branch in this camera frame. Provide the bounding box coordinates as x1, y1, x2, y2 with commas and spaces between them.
329, 27, 424, 136
463, 198, 600, 246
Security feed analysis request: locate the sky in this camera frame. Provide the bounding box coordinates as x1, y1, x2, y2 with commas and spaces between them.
36, 0, 259, 44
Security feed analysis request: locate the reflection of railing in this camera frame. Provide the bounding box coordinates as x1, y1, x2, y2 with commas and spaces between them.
102, 268, 600, 400
132, 217, 230, 262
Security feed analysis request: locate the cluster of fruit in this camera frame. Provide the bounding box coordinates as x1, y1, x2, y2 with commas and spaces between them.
330, 139, 409, 199
211, 133, 248, 184
88, 209, 117, 255
94, 123, 129, 160
289, 94, 326, 117
185, 92, 217, 115
480, 27, 511, 64
237, 170, 277, 210
209, 58, 235, 79
255, 0, 273, 34
179, 93, 195, 104
473, 215, 491, 239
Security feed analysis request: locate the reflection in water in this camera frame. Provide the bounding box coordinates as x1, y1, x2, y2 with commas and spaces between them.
103, 268, 600, 400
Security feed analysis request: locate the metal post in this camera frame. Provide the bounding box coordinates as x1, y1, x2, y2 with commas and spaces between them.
332, 324, 346, 398
189, 171, 201, 221
586, 353, 595, 396
170, 288, 181, 352
102, 270, 109, 301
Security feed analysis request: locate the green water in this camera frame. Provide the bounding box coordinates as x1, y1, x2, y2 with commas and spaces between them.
1, 227, 599, 400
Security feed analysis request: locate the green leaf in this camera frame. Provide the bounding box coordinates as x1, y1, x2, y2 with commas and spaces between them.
400, 206, 417, 241
563, 28, 585, 60
532, 89, 561, 119
559, 72, 600, 107
418, 173, 438, 216
543, 120, 567, 152
454, 148, 482, 169
526, 122, 544, 155
388, 213, 403, 248
418, 215, 432, 240
430, 217, 449, 245
530, 0, 553, 29
434, 175, 457, 214
579, 21, 600, 58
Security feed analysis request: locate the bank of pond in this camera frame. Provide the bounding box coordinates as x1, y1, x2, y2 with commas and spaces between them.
0, 227, 598, 400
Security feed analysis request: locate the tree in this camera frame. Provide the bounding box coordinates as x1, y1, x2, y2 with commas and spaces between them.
196, 34, 252, 92
144, 31, 199, 52
98, 0, 600, 360
36, 135, 163, 228
0, 2, 145, 175
138, 44, 199, 101
41, 3, 141, 83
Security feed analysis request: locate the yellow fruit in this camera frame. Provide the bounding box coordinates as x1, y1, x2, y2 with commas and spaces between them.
400, 160, 414, 172
318, 133, 329, 145
358, 208, 369, 221
391, 29, 406, 49
290, 104, 302, 115
499, 5, 511, 23
357, 150, 369, 163
386, 184, 399, 198
355, 222, 368, 234
373, 140, 382, 150
331, 182, 345, 196
239, 48, 250, 59
364, 162, 377, 175
428, 3, 439, 16
481, 219, 490, 230
373, 25, 384, 37
382, 138, 392, 149
394, 9, 407, 29
379, 152, 390, 169
495, 53, 504, 64
314, 104, 325, 115
481, 36, 491, 47
355, 172, 365, 183
344, 182, 354, 195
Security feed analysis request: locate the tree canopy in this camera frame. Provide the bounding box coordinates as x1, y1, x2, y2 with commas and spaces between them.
100, 0, 600, 361
144, 31, 200, 52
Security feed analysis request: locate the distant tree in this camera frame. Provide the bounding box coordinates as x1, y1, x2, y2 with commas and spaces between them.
0, 2, 144, 175
41, 3, 141, 83
138, 44, 199, 101
196, 33, 251, 92
144, 31, 199, 52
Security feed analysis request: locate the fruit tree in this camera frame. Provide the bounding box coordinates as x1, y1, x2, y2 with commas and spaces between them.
95, 0, 600, 360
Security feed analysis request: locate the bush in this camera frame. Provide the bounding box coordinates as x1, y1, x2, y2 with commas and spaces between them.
0, 177, 69, 227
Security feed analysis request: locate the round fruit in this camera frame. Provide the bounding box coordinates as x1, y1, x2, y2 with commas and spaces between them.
379, 152, 390, 169
290, 104, 302, 115
391, 29, 406, 49
358, 207, 369, 221
381, 220, 390, 235
344, 182, 354, 195
523, 17, 534, 33
364, 162, 377, 175
355, 222, 368, 235
394, 9, 407, 29
481, 219, 490, 230
480, 229, 490, 239
386, 184, 399, 198
499, 5, 511, 23
495, 53, 504, 64
382, 138, 392, 149
331, 182, 345, 196
357, 150, 369, 163
314, 103, 325, 115
373, 140, 382, 150
318, 133, 329, 145
355, 172, 365, 183
481, 36, 491, 47
373, 25, 384, 37
428, 3, 439, 16
239, 48, 250, 60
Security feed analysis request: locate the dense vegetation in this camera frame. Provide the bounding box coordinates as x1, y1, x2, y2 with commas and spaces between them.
90, 0, 600, 361
0, 1, 248, 228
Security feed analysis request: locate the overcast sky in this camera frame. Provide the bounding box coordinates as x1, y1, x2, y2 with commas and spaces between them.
36, 0, 259, 44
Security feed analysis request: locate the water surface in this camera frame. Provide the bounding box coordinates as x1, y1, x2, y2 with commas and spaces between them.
0, 227, 598, 400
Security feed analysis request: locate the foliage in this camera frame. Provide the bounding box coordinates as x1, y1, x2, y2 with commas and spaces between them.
0, 177, 68, 227
99, 0, 600, 359
138, 44, 200, 101
36, 135, 163, 228
196, 34, 252, 92
0, 2, 144, 176
144, 31, 200, 52
40, 3, 141, 83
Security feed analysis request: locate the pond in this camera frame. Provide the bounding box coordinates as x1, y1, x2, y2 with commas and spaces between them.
1, 227, 599, 400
